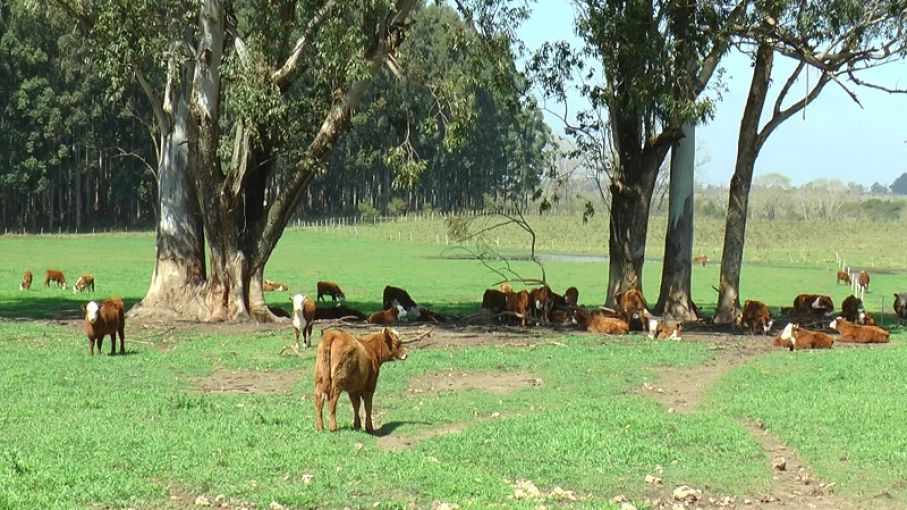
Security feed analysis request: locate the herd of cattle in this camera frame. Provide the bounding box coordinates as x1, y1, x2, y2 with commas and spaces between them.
16, 266, 907, 434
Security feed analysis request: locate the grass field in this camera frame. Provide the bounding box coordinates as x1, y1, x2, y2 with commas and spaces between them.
1, 219, 906, 509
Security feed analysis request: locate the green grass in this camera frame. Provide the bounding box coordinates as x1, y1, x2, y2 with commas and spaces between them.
2, 219, 907, 509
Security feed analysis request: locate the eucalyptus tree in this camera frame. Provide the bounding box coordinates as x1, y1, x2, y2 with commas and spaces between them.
712, 0, 907, 324
532, 0, 747, 307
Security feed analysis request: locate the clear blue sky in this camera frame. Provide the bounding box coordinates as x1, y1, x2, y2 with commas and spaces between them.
517, 3, 907, 187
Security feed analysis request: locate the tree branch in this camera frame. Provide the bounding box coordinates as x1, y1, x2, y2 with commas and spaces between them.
271, 0, 338, 88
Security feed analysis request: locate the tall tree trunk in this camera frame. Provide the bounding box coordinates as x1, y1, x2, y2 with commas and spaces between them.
713, 43, 773, 324
656, 122, 698, 319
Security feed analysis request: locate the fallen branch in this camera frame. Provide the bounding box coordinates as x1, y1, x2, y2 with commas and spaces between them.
401, 328, 433, 344
125, 339, 155, 346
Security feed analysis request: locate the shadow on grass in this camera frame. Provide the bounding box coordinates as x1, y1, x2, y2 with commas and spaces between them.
373, 420, 433, 437
0, 294, 141, 321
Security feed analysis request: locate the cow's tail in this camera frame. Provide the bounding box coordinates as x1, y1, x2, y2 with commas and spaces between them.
317, 332, 335, 396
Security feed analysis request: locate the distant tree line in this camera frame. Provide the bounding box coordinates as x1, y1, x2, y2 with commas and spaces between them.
0, 3, 550, 231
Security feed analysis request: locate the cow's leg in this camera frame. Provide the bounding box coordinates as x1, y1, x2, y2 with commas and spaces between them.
88, 337, 95, 356
118, 327, 125, 354
293, 327, 300, 350
97, 336, 103, 355
363, 392, 375, 434
314, 387, 325, 431
109, 333, 117, 355
327, 388, 341, 432
350, 393, 362, 429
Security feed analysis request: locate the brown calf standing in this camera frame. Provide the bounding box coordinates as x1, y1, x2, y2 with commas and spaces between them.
776, 323, 833, 351
829, 317, 889, 344
693, 255, 709, 267
73, 274, 95, 293
836, 271, 851, 285
506, 290, 530, 326
857, 271, 871, 292
529, 285, 553, 325
45, 269, 66, 289
291, 294, 317, 349
82, 298, 125, 356
615, 289, 650, 331
314, 327, 407, 433
738, 299, 773, 335
575, 308, 629, 335
368, 306, 403, 325
317, 281, 346, 301
20, 271, 33, 290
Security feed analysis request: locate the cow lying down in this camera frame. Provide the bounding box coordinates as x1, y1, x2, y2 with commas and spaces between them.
829, 317, 889, 344
773, 323, 833, 351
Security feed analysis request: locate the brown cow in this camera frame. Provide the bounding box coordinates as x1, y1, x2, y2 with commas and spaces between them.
836, 271, 851, 285
737, 299, 773, 335
775, 323, 833, 351
317, 281, 345, 301
647, 320, 682, 340
574, 308, 629, 334
45, 269, 66, 289
506, 290, 531, 326
829, 317, 889, 344
614, 289, 650, 331
482, 289, 508, 314
314, 327, 407, 433
792, 294, 835, 318
693, 255, 709, 267
564, 287, 579, 307
20, 271, 33, 290
82, 298, 125, 356
529, 285, 553, 325
263, 279, 289, 292
857, 271, 870, 292
863, 312, 877, 326
291, 294, 317, 349
840, 295, 865, 324
73, 274, 95, 294
315, 304, 367, 321
368, 305, 404, 325
499, 283, 513, 294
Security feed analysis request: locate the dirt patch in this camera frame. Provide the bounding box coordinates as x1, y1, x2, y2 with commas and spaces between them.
191, 368, 299, 395
408, 371, 543, 395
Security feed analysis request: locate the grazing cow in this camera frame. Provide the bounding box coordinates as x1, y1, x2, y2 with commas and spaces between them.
20, 271, 33, 290
894, 293, 907, 321
291, 294, 317, 349
368, 305, 405, 325
499, 283, 513, 294
506, 290, 531, 326
857, 271, 871, 292
792, 294, 835, 318
482, 289, 508, 314
775, 323, 833, 351
314, 304, 367, 321
836, 271, 851, 285
738, 299, 773, 335
263, 279, 289, 292
73, 274, 95, 294
574, 308, 629, 334
317, 281, 346, 302
829, 317, 889, 344
314, 327, 407, 433
529, 285, 554, 325
840, 295, 865, 324
614, 289, 650, 331
383, 285, 418, 311
82, 298, 125, 356
692, 255, 709, 267
45, 269, 66, 289
564, 287, 579, 307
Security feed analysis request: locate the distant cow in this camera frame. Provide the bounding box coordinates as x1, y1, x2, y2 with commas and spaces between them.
506, 290, 531, 326
792, 294, 835, 318
73, 274, 95, 293
829, 317, 889, 344
368, 305, 405, 325
317, 281, 345, 301
20, 271, 32, 290
693, 255, 709, 267
82, 297, 125, 356
529, 285, 553, 325
857, 271, 871, 292
482, 289, 508, 314
314, 327, 407, 433
291, 294, 317, 349
45, 269, 66, 289
738, 299, 773, 335
574, 308, 629, 335
836, 271, 851, 285
314, 304, 367, 321
894, 293, 907, 321
383, 285, 418, 311
775, 323, 833, 351
263, 279, 289, 292
564, 287, 579, 307
614, 289, 650, 331
840, 295, 865, 324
